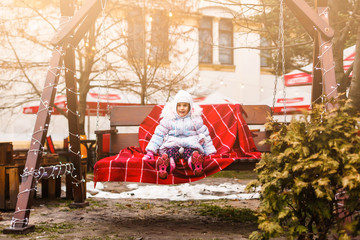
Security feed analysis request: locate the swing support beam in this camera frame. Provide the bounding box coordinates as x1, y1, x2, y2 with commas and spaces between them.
284, 0, 338, 109
3, 0, 338, 234
3, 0, 102, 234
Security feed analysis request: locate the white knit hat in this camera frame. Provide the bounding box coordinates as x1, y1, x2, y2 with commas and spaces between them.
177, 96, 190, 103
172, 90, 193, 117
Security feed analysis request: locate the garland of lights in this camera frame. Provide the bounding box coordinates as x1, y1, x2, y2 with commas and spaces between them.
311, 6, 339, 105
273, 4, 338, 119
10, 162, 81, 228
9, 15, 86, 229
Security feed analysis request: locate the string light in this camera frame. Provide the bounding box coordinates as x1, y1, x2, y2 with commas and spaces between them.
310, 8, 338, 107
43, 82, 59, 90
66, 107, 80, 117
318, 7, 330, 18
47, 66, 61, 77
64, 86, 80, 95
10, 217, 29, 228
8, 13, 90, 230
53, 45, 64, 56
9, 163, 76, 228
64, 67, 76, 75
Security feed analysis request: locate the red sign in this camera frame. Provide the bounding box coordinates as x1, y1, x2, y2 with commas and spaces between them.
277, 97, 304, 104
272, 105, 311, 115
89, 93, 121, 101
284, 72, 312, 87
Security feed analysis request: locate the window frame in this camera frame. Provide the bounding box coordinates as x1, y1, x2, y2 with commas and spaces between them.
150, 10, 169, 62
199, 16, 213, 64
127, 7, 145, 59
218, 18, 233, 65
260, 36, 271, 68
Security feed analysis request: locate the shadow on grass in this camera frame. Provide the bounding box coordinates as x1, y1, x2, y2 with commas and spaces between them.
198, 203, 258, 223
208, 170, 257, 179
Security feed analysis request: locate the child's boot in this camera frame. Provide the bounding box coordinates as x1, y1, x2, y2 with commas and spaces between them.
169, 157, 176, 174
188, 151, 204, 177
157, 153, 170, 179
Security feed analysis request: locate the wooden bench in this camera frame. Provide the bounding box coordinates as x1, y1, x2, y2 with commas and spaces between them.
0, 142, 19, 210
0, 141, 82, 210
95, 104, 271, 171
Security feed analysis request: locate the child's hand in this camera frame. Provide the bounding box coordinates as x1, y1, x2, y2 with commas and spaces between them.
142, 151, 154, 161
198, 133, 205, 145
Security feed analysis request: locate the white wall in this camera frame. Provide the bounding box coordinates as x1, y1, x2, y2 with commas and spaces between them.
0, 107, 111, 148
1, 1, 278, 146
194, 5, 262, 104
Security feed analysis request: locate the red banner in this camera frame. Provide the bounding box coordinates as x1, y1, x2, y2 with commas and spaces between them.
284, 72, 312, 87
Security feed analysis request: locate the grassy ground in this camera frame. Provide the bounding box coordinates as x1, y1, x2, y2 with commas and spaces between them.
0, 170, 260, 240
208, 170, 257, 180
0, 198, 259, 240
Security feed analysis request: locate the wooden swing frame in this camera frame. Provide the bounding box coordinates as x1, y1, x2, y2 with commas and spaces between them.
3, 0, 338, 234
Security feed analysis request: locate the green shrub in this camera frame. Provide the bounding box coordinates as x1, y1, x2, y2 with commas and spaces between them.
247, 99, 360, 240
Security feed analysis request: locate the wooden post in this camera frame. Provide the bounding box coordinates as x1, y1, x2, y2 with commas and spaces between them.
312, 32, 323, 104
3, 45, 63, 234
3, 0, 101, 234
62, 0, 88, 207
64, 39, 87, 205
4, 0, 72, 234
284, 0, 338, 109
316, 0, 338, 110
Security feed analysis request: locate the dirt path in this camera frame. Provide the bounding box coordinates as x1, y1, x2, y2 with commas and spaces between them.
0, 177, 260, 240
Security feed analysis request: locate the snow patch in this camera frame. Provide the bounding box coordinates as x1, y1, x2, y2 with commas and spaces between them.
85, 181, 259, 201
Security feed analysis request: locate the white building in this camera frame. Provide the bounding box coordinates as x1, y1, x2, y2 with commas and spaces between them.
0, 0, 281, 146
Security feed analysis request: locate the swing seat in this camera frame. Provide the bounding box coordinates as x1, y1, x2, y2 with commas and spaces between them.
94, 104, 271, 185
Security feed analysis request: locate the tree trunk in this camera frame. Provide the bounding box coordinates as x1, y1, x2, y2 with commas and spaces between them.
141, 80, 146, 105
348, 26, 360, 113
78, 23, 96, 134
78, 89, 87, 135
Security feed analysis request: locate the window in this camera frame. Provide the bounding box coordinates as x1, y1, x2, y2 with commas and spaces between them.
219, 19, 233, 65
260, 37, 271, 68
199, 17, 212, 63
199, 17, 234, 66
127, 7, 144, 59
150, 10, 169, 61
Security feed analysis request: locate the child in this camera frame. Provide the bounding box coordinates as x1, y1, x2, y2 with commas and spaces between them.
143, 90, 216, 179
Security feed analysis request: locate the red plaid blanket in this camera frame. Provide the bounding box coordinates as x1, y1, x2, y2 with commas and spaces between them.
94, 104, 261, 184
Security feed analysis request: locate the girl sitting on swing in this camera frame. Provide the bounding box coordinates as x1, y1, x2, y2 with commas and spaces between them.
143, 90, 216, 179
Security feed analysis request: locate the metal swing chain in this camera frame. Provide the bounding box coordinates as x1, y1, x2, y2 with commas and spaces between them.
280, 0, 287, 122
273, 0, 287, 122
100, 0, 110, 118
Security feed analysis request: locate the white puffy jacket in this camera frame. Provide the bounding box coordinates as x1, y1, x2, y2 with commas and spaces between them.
145, 90, 216, 156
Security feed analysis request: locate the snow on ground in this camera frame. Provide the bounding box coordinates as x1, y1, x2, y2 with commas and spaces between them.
85, 181, 260, 201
